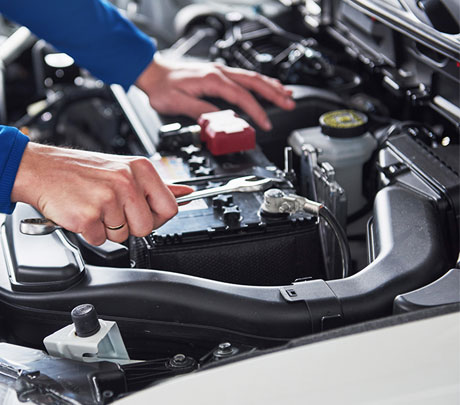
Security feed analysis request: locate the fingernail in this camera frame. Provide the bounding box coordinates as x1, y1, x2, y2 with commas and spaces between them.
263, 120, 273, 131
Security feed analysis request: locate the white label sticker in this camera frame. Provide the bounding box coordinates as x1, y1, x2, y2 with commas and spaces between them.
151, 156, 189, 182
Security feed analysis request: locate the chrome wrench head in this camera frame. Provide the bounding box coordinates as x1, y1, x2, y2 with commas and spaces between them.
175, 176, 273, 204
224, 176, 273, 193
20, 218, 61, 236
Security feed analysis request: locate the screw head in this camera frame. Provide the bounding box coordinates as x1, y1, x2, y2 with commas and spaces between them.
218, 342, 232, 352
168, 354, 196, 369
173, 354, 186, 364
213, 342, 238, 359
265, 188, 285, 199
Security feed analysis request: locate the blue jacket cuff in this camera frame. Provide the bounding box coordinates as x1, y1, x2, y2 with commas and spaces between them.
0, 129, 29, 214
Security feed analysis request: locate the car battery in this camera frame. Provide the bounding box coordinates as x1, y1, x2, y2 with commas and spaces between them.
130, 146, 325, 286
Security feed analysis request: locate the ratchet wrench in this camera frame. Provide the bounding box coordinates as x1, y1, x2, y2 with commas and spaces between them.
20, 176, 273, 236
20, 218, 62, 236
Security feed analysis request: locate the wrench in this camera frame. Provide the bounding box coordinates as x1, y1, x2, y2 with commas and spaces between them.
20, 218, 62, 236
20, 176, 273, 235
175, 175, 272, 204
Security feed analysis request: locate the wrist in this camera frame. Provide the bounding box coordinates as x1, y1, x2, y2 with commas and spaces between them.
135, 53, 165, 93
11, 142, 48, 208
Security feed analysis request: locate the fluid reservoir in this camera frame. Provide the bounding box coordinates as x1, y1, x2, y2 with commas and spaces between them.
288, 110, 377, 215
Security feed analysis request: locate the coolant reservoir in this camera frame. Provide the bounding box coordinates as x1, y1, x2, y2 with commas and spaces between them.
288, 110, 377, 215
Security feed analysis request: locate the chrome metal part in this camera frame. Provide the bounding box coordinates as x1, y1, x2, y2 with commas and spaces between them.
261, 188, 322, 216
175, 175, 273, 204
20, 218, 62, 236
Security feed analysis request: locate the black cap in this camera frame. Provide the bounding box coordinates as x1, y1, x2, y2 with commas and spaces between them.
223, 205, 241, 226
320, 110, 368, 138
212, 194, 233, 210
71, 304, 101, 337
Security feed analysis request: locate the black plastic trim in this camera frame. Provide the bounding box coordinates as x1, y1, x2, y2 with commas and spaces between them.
0, 185, 451, 344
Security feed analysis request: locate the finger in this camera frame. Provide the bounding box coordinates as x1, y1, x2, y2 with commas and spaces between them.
150, 89, 219, 120
105, 223, 129, 243
201, 74, 272, 130
220, 68, 296, 111
219, 65, 290, 95
258, 76, 289, 95
132, 159, 179, 230
224, 70, 295, 110
123, 189, 155, 237
89, 184, 129, 243
102, 199, 129, 243
177, 93, 219, 120
168, 184, 194, 206
168, 184, 194, 197
112, 164, 155, 237
81, 220, 107, 246
146, 185, 178, 229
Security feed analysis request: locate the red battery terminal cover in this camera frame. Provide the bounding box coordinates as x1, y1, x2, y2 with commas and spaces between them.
198, 110, 256, 156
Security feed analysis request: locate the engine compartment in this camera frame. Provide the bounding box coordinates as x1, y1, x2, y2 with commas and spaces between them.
0, 1, 459, 403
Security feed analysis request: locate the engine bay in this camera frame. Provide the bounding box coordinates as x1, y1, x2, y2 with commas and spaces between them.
0, 1, 459, 403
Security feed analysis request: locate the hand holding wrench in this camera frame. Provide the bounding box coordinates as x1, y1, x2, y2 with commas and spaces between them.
20, 176, 273, 236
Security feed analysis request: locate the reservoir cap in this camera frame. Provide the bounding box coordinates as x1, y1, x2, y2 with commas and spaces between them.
320, 110, 368, 138
71, 304, 101, 337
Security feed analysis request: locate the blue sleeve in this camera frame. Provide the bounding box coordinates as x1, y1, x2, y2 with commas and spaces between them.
0, 126, 29, 214
0, 0, 155, 90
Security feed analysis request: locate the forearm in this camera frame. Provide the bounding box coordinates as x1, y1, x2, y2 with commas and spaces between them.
0, 126, 29, 214
0, 0, 155, 90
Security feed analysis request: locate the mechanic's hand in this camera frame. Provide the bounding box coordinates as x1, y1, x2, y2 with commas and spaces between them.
11, 143, 193, 246
135, 55, 295, 131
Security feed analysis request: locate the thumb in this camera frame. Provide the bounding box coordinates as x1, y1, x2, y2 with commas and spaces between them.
167, 184, 194, 197
167, 184, 194, 206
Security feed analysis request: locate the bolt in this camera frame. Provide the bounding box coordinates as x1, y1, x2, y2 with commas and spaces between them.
279, 202, 291, 213
172, 354, 187, 364
265, 189, 285, 199
25, 371, 40, 380
218, 342, 232, 353
261, 189, 290, 217
213, 342, 238, 359
168, 353, 196, 370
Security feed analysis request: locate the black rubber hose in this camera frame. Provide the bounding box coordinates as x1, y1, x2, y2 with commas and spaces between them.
327, 186, 451, 324
0, 186, 451, 344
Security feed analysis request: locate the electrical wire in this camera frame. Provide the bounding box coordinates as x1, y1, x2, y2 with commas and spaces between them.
318, 205, 351, 278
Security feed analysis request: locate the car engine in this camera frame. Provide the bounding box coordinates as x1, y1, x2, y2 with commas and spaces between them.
0, 0, 459, 403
